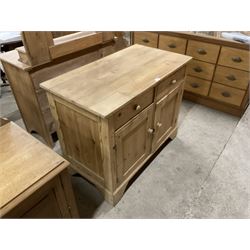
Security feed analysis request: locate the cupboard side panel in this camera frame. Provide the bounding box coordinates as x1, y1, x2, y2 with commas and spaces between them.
54, 100, 104, 179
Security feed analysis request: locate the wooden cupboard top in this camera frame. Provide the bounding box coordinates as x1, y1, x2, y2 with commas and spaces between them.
0, 120, 68, 210
41, 44, 192, 118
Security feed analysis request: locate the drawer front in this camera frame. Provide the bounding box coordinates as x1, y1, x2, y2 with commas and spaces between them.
186, 40, 220, 63
114, 88, 154, 130
214, 65, 249, 90
218, 46, 250, 71
134, 32, 158, 48
187, 59, 215, 80
158, 35, 187, 54
155, 67, 185, 101
209, 82, 245, 106
185, 76, 211, 96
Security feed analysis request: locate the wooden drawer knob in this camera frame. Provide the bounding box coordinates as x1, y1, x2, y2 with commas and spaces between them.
148, 128, 155, 134
221, 91, 231, 98
232, 56, 242, 63
190, 82, 199, 88
193, 66, 202, 73
142, 38, 150, 43
134, 104, 141, 111
157, 122, 162, 127
168, 43, 176, 48
197, 48, 207, 55
226, 74, 236, 81
171, 79, 177, 84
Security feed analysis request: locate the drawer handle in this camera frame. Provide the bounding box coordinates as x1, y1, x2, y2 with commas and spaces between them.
197, 48, 207, 55
193, 66, 202, 73
171, 79, 177, 84
168, 43, 176, 48
190, 82, 199, 88
221, 91, 231, 98
226, 74, 236, 81
232, 56, 242, 63
134, 104, 141, 111
142, 38, 149, 43
148, 128, 155, 134
157, 122, 162, 127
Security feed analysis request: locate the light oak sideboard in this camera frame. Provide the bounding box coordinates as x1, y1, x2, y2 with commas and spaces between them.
133, 32, 250, 116
41, 45, 192, 205
0, 118, 79, 218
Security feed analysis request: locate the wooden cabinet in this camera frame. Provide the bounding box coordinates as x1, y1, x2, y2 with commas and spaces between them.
0, 118, 79, 218
133, 32, 249, 116
41, 45, 192, 205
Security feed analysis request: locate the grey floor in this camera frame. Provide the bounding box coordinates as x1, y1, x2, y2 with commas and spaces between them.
1, 82, 249, 218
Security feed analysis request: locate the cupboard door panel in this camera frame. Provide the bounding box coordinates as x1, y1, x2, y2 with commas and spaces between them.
115, 105, 154, 185
152, 85, 183, 151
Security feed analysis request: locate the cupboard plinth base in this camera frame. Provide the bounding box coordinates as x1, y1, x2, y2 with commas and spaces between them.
183, 91, 247, 117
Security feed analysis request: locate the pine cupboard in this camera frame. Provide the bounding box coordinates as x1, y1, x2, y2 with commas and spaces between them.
132, 32, 250, 116
41, 45, 192, 205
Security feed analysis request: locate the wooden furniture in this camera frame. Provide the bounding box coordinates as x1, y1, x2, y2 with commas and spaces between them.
0, 118, 79, 218
0, 32, 127, 147
132, 32, 250, 116
40, 45, 192, 205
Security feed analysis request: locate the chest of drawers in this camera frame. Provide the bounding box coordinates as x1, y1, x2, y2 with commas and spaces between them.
41, 45, 192, 205
133, 32, 250, 116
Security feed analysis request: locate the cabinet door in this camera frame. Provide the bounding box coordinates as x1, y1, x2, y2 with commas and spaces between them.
152, 84, 183, 151
115, 105, 154, 185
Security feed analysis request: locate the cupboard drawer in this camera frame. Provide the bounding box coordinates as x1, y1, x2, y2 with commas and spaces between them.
158, 35, 187, 54
113, 88, 154, 130
209, 82, 245, 106
186, 59, 215, 80
185, 76, 211, 96
186, 40, 220, 63
155, 67, 185, 101
134, 32, 158, 48
218, 46, 250, 71
214, 65, 249, 90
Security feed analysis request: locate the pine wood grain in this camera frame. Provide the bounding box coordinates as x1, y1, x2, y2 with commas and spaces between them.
41, 44, 192, 118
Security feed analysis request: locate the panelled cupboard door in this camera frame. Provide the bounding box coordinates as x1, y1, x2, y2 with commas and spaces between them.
115, 105, 154, 185
152, 85, 182, 151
